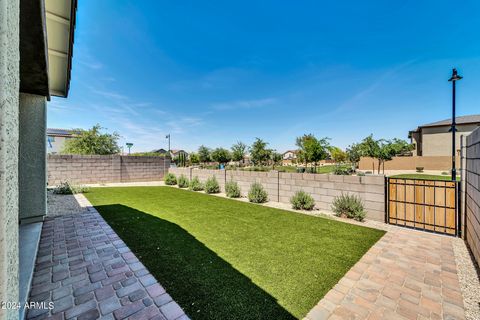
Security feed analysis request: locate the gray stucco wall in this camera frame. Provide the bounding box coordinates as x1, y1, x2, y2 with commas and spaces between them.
0, 0, 20, 319
19, 93, 47, 223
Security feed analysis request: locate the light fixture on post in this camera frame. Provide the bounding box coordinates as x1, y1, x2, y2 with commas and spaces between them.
448, 68, 462, 181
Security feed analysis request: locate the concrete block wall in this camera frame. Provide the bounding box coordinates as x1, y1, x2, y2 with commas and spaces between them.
465, 127, 480, 265
47, 155, 170, 185
169, 168, 385, 221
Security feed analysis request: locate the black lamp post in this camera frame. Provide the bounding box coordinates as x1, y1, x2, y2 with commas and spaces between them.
448, 68, 462, 181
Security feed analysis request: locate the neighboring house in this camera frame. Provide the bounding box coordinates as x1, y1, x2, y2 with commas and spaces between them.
283, 150, 298, 160
47, 128, 80, 154
282, 150, 298, 165
152, 148, 168, 155
0, 0, 77, 318
170, 149, 189, 159
409, 114, 480, 156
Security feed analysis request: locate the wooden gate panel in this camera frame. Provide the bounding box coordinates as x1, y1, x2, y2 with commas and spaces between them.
386, 178, 459, 236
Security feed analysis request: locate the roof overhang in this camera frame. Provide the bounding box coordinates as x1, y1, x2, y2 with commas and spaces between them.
19, 0, 77, 99
45, 0, 77, 98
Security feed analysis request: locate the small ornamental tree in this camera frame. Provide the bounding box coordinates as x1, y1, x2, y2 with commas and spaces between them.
189, 152, 200, 165
211, 148, 232, 166
231, 141, 247, 164
346, 143, 362, 169
198, 145, 211, 164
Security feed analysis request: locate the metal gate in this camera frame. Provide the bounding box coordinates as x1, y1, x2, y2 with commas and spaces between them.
385, 178, 460, 236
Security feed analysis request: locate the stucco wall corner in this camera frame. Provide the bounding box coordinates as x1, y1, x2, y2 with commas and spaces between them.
0, 0, 20, 319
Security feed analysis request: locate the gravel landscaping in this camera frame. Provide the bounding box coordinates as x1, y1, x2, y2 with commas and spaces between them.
452, 238, 480, 320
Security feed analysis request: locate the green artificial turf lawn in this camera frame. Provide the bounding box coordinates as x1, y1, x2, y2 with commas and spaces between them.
389, 174, 459, 181
85, 187, 385, 320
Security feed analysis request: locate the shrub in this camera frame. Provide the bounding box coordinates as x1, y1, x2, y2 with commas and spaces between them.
416, 166, 424, 173
331, 193, 366, 221
177, 175, 189, 188
205, 176, 220, 194
164, 173, 177, 185
189, 176, 204, 191
290, 190, 315, 210
248, 182, 268, 203
333, 165, 352, 175
53, 181, 89, 195
296, 167, 306, 173
225, 181, 241, 198
356, 171, 366, 176
441, 171, 449, 176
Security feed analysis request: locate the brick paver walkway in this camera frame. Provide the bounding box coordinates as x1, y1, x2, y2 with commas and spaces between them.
305, 228, 466, 320
26, 196, 189, 320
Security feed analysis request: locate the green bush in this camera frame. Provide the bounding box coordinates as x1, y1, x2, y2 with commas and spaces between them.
177, 175, 189, 188
53, 181, 89, 195
333, 165, 352, 175
356, 171, 366, 176
290, 190, 315, 210
189, 176, 204, 191
164, 173, 177, 185
248, 182, 268, 203
441, 171, 449, 176
225, 181, 241, 198
205, 176, 220, 194
331, 193, 366, 221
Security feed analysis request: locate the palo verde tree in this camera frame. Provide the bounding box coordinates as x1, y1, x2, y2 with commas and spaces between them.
62, 124, 120, 155
211, 148, 232, 166
198, 145, 211, 164
250, 138, 272, 166
231, 141, 247, 164
295, 134, 330, 169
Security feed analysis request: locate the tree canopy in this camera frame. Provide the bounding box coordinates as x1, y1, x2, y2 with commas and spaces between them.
231, 141, 247, 163
250, 138, 272, 166
198, 145, 211, 163
62, 124, 120, 155
329, 146, 347, 163
295, 134, 330, 167
211, 148, 232, 165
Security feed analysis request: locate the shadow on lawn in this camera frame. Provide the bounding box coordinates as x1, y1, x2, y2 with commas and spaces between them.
95, 204, 296, 320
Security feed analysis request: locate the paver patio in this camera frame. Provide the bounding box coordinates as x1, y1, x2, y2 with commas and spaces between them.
305, 227, 466, 320
26, 195, 189, 320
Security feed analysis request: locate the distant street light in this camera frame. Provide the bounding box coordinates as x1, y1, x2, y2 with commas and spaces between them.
126, 142, 133, 155
166, 134, 171, 152
448, 68, 462, 181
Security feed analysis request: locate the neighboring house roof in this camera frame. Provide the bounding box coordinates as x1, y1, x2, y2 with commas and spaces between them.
170, 149, 188, 154
283, 150, 298, 155
47, 128, 80, 137
152, 148, 168, 154
418, 114, 480, 128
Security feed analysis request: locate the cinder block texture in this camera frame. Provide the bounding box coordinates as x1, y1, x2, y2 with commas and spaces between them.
169, 168, 385, 221
465, 127, 480, 265
47, 156, 170, 185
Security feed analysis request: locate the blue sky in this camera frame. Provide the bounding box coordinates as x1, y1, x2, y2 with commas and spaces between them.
49, 1, 480, 153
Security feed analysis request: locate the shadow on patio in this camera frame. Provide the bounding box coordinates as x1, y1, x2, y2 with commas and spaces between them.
94, 204, 296, 320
